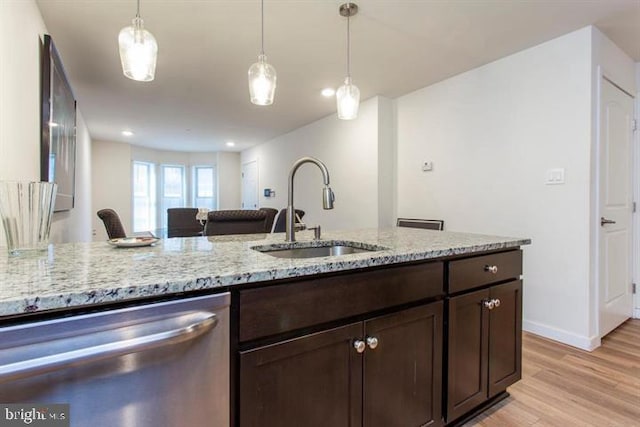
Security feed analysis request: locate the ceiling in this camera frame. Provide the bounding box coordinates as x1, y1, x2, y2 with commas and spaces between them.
36, 0, 640, 153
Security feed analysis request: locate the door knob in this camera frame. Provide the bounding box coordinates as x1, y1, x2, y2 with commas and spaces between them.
492, 298, 501, 308
366, 336, 379, 350
600, 217, 616, 226
483, 299, 495, 310
353, 340, 366, 353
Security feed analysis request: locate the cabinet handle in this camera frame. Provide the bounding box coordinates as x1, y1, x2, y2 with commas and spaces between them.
366, 336, 379, 350
493, 298, 501, 308
484, 265, 498, 274
483, 299, 495, 310
353, 340, 366, 353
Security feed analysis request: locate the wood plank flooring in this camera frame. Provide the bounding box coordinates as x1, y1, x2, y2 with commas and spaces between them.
464, 319, 640, 427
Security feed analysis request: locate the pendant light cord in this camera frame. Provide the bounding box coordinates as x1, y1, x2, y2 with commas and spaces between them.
261, 0, 265, 55
136, 0, 140, 18
347, 10, 351, 78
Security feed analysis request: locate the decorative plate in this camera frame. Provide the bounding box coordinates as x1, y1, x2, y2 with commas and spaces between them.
108, 237, 159, 248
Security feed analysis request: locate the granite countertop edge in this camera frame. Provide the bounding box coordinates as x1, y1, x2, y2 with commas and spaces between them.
0, 228, 531, 318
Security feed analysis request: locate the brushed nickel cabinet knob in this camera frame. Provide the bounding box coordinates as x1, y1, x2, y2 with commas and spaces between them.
485, 265, 498, 274
366, 336, 379, 350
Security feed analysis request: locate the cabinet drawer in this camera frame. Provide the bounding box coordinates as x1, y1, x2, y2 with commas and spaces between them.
448, 250, 522, 294
239, 262, 444, 342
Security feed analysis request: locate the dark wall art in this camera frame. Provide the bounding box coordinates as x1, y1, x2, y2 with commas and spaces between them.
41, 34, 76, 212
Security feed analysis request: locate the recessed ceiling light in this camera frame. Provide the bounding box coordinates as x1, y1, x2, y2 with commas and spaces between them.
226, 141, 235, 147
321, 88, 335, 97
121, 130, 134, 137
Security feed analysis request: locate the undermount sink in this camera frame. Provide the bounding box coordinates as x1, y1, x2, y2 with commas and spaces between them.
252, 241, 386, 259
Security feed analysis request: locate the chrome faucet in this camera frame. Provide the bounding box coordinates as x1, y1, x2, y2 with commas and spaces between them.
286, 157, 335, 242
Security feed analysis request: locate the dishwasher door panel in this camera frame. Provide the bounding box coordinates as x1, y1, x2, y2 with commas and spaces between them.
0, 293, 230, 427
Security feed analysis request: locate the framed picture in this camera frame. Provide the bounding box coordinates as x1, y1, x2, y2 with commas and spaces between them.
41, 34, 76, 212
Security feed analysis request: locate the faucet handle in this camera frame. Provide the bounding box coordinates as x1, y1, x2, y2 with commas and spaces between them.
308, 225, 322, 240
294, 212, 306, 231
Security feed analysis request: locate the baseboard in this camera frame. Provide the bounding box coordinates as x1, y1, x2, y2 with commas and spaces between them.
523, 320, 600, 351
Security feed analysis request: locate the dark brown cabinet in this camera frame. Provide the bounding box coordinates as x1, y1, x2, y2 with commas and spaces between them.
239, 302, 444, 427
446, 280, 522, 423
488, 280, 522, 397
446, 287, 490, 421
240, 323, 363, 427
234, 250, 525, 426
363, 303, 443, 427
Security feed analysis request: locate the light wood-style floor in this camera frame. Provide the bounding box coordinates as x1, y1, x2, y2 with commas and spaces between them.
464, 319, 640, 427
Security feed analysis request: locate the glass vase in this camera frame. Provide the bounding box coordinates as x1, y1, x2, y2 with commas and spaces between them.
0, 181, 57, 255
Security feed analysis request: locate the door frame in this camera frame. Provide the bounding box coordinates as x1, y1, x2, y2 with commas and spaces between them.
594, 67, 636, 341
634, 72, 640, 319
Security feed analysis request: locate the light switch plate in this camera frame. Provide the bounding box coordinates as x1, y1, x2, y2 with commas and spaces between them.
545, 168, 565, 185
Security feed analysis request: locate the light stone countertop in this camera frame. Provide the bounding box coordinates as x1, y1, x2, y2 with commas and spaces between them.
0, 228, 530, 318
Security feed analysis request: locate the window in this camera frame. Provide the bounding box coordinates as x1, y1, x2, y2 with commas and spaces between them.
160, 165, 185, 229
132, 161, 217, 233
132, 161, 156, 232
193, 166, 216, 209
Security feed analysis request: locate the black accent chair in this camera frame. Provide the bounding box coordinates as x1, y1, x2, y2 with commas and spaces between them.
97, 209, 127, 239
396, 218, 444, 231
272, 209, 306, 233
167, 208, 203, 238
259, 208, 279, 233
204, 210, 269, 236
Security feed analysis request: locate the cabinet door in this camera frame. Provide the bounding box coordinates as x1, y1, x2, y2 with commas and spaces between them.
488, 280, 522, 397
446, 288, 490, 422
239, 323, 362, 427
364, 302, 443, 427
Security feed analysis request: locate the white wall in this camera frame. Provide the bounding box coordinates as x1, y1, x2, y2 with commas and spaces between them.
241, 97, 388, 230
0, 0, 43, 183
0, 0, 46, 248
217, 152, 241, 210
377, 97, 396, 227
92, 140, 132, 241
0, 0, 92, 247
396, 27, 595, 348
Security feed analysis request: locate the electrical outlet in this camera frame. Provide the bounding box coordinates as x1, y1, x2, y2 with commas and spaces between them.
422, 161, 433, 172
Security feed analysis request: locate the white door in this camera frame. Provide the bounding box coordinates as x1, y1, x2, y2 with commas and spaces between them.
598, 77, 634, 338
241, 160, 258, 210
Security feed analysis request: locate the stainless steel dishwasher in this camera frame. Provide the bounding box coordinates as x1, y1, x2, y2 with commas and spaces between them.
0, 293, 230, 427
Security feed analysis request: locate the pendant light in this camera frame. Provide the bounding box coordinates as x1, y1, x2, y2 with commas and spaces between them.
248, 0, 277, 105
118, 0, 158, 82
336, 2, 360, 120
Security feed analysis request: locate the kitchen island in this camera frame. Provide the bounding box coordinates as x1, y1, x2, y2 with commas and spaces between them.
0, 228, 530, 426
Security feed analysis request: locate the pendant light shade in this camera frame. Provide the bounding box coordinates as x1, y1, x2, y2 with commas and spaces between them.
337, 3, 359, 120
336, 76, 360, 120
119, 0, 157, 82
249, 0, 276, 105
249, 54, 277, 105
